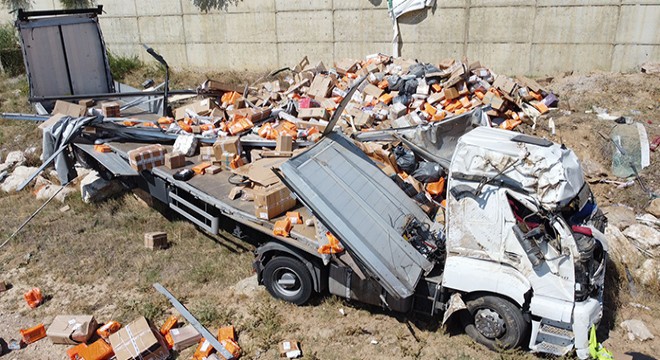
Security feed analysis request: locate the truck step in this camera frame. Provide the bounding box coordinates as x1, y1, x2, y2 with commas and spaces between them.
538, 323, 574, 347
532, 341, 572, 356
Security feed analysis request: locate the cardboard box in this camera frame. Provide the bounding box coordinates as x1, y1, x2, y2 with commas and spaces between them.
144, 232, 167, 250
165, 153, 186, 170
47, 315, 98, 345
276, 134, 293, 152
308, 75, 332, 99
38, 113, 66, 132
101, 102, 120, 118
298, 107, 329, 120
213, 136, 242, 159
254, 183, 297, 220
353, 112, 373, 128
174, 99, 216, 120
362, 84, 384, 98
109, 317, 170, 360
228, 107, 271, 122
278, 340, 301, 358
52, 100, 87, 117
199, 146, 215, 162
128, 145, 167, 172
169, 325, 201, 352
0, 280, 7, 292
444, 87, 459, 100
205, 165, 222, 175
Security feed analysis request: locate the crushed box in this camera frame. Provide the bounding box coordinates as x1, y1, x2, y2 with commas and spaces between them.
174, 98, 216, 120
47, 315, 98, 345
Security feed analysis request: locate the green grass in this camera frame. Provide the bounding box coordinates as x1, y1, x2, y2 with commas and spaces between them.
107, 52, 144, 81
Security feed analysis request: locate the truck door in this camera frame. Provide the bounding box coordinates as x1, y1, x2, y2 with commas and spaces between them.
279, 132, 434, 300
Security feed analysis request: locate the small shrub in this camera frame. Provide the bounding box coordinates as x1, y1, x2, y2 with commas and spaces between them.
192, 300, 235, 327
0, 23, 24, 76
192, 0, 240, 12
59, 0, 95, 9
0, 0, 31, 11
107, 52, 143, 81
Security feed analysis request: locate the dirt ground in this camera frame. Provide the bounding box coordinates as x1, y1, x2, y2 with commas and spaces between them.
0, 68, 659, 360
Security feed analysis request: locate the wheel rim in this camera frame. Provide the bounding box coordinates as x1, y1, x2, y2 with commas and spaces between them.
474, 308, 506, 339
272, 267, 302, 297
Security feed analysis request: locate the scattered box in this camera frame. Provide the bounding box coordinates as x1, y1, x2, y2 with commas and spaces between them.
276, 134, 293, 153
254, 183, 297, 220
128, 145, 167, 172
444, 87, 459, 100
199, 146, 215, 162
174, 99, 216, 120
205, 165, 222, 175
0, 281, 7, 292
109, 316, 169, 360
52, 100, 87, 117
101, 102, 120, 117
165, 153, 186, 170
298, 107, 329, 120
213, 136, 242, 159
278, 340, 301, 359
169, 325, 201, 352
144, 232, 168, 250
47, 315, 98, 345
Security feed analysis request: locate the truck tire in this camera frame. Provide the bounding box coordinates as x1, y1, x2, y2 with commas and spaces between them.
262, 257, 313, 305
461, 295, 529, 350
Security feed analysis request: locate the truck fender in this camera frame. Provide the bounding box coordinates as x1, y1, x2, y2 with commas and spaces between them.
442, 256, 531, 307
254, 242, 325, 293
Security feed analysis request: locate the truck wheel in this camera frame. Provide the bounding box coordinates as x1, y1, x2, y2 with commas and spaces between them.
461, 295, 528, 350
263, 257, 313, 305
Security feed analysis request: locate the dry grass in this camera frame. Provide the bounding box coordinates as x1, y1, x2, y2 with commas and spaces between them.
1, 70, 659, 359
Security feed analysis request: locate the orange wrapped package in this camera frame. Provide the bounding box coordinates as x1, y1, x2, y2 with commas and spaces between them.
221, 91, 241, 105
164, 332, 175, 350
286, 212, 303, 225
193, 338, 214, 360
20, 324, 46, 344
97, 321, 121, 339
94, 144, 112, 153
159, 315, 178, 336
273, 218, 292, 237
24, 288, 43, 309
426, 178, 446, 196
318, 232, 344, 255
67, 343, 87, 360
221, 338, 241, 358
192, 162, 212, 175
78, 339, 114, 360
228, 116, 254, 135
499, 119, 522, 131
217, 325, 235, 341
258, 123, 279, 140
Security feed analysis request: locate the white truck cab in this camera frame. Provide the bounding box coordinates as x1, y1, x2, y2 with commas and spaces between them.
442, 127, 607, 358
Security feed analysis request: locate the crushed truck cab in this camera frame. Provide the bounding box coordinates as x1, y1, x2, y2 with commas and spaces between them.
442, 127, 607, 357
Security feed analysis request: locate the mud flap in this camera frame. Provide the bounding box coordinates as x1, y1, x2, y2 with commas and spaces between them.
442, 292, 467, 325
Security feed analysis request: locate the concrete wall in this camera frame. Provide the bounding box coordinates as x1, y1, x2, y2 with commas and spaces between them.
1, 0, 658, 75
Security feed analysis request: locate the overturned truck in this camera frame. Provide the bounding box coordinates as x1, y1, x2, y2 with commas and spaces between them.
7, 7, 608, 359
68, 107, 607, 359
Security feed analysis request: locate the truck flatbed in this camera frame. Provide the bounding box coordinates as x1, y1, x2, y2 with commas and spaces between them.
104, 141, 322, 256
